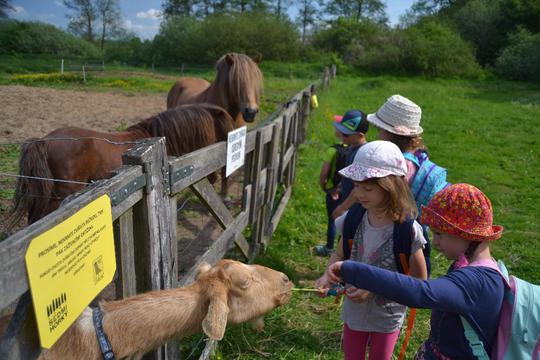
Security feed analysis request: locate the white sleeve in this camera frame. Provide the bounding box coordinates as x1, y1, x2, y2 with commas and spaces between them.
334, 211, 349, 236
411, 220, 427, 254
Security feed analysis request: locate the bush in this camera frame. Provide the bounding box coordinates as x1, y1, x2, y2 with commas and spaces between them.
0, 20, 101, 58
401, 21, 481, 78
452, 0, 505, 65
495, 29, 540, 83
311, 18, 387, 62
152, 12, 300, 65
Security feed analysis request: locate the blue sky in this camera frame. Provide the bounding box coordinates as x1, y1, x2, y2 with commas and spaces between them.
7, 0, 416, 39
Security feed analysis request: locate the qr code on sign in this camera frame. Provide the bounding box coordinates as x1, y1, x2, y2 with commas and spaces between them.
93, 256, 104, 283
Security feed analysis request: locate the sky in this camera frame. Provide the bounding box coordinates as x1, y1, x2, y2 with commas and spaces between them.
7, 0, 416, 40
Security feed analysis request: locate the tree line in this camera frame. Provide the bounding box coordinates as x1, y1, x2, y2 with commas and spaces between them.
0, 0, 539, 82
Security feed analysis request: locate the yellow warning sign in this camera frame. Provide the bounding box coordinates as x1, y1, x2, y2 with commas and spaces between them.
25, 194, 116, 349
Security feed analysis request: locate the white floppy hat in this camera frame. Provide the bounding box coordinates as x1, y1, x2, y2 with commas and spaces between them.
339, 140, 408, 182
367, 95, 423, 136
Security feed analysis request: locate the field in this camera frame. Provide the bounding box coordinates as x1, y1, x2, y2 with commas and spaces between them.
212, 75, 540, 359
1, 66, 539, 358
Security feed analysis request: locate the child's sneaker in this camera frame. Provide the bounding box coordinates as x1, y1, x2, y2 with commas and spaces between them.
315, 245, 332, 257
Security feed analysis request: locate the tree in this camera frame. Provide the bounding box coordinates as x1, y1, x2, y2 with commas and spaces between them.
0, 0, 13, 18
296, 0, 320, 44
162, 0, 197, 17
325, 0, 387, 23
269, 0, 292, 19
96, 0, 122, 50
64, 0, 98, 42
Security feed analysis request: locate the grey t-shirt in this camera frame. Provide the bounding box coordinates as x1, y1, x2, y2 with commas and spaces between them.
340, 214, 426, 333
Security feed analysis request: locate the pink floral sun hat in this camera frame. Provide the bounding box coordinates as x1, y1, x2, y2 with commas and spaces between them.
339, 140, 408, 182
420, 183, 504, 241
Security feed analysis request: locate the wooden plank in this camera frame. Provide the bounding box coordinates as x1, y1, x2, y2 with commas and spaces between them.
113, 208, 137, 299
169, 141, 227, 194
249, 131, 264, 224
199, 339, 217, 360
0, 166, 142, 310
268, 186, 293, 236
281, 145, 295, 171
178, 211, 249, 287
0, 292, 41, 360
265, 120, 283, 206
190, 178, 250, 259
123, 137, 178, 360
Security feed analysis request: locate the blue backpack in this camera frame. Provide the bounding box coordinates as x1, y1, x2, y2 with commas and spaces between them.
403, 150, 450, 215
461, 259, 540, 360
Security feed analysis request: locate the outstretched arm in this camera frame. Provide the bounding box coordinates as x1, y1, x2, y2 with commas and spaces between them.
329, 260, 494, 314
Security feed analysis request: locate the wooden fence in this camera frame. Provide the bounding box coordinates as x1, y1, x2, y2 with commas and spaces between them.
0, 66, 334, 360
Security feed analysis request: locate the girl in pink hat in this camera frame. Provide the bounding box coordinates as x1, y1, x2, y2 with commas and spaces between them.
316, 141, 428, 360
327, 183, 506, 359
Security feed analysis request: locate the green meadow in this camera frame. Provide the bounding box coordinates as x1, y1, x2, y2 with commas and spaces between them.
1, 70, 539, 358
212, 75, 540, 359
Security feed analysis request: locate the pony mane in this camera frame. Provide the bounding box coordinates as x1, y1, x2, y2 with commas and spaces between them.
145, 104, 235, 156
214, 53, 263, 108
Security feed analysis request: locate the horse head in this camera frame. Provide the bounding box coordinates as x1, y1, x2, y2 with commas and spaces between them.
219, 53, 263, 123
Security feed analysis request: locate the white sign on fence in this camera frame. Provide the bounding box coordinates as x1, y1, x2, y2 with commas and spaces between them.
226, 126, 247, 177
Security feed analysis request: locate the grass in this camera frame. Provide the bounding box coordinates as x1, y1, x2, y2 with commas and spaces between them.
1, 63, 539, 358
208, 75, 540, 359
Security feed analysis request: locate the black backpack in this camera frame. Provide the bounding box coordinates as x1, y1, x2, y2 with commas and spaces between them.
342, 203, 432, 276
329, 144, 349, 188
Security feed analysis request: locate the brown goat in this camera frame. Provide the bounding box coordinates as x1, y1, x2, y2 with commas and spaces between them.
38, 260, 293, 359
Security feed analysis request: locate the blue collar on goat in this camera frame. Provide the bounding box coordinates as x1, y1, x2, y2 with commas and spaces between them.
92, 306, 115, 360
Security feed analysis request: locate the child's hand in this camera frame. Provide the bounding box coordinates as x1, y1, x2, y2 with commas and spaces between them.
330, 189, 340, 201
328, 261, 344, 283
345, 286, 371, 303
315, 273, 331, 297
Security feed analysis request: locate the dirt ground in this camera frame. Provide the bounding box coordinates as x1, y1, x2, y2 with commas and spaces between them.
0, 85, 243, 288
0, 85, 167, 142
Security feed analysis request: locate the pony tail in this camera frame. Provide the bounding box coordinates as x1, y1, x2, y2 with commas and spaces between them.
6, 139, 53, 230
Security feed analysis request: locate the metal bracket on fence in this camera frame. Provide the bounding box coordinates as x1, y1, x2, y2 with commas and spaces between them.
162, 164, 170, 195
110, 175, 146, 206
169, 165, 194, 186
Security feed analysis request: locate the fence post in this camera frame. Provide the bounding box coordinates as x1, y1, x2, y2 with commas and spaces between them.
181, 63, 185, 75
122, 137, 178, 360
331, 64, 337, 79
60, 59, 64, 74
322, 66, 330, 89
82, 65, 86, 83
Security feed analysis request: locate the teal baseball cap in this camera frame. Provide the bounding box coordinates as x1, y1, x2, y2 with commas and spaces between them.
332, 110, 369, 135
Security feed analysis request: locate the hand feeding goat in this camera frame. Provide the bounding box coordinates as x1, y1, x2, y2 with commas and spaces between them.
38, 259, 293, 359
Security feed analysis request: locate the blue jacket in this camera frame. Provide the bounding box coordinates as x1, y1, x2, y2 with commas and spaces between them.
341, 261, 504, 359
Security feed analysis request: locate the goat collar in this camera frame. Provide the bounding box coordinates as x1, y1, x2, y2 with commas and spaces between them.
92, 306, 115, 360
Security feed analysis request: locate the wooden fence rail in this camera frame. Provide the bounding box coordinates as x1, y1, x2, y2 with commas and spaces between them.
0, 68, 334, 359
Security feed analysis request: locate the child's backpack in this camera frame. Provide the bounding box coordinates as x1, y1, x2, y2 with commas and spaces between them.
341, 203, 431, 360
403, 150, 450, 215
341, 203, 431, 276
328, 144, 349, 188
461, 259, 540, 360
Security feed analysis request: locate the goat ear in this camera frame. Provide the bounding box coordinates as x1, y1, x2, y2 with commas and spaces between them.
202, 284, 229, 340
196, 262, 212, 279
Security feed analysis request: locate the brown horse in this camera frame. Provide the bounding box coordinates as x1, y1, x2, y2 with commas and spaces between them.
8, 104, 238, 227
166, 53, 263, 123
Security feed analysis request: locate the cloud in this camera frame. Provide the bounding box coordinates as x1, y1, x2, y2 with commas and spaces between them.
124, 19, 160, 39
136, 8, 161, 20
10, 6, 25, 14
55, 1, 64, 7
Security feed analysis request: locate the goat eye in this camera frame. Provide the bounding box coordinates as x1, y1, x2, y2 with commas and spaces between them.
282, 275, 290, 283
